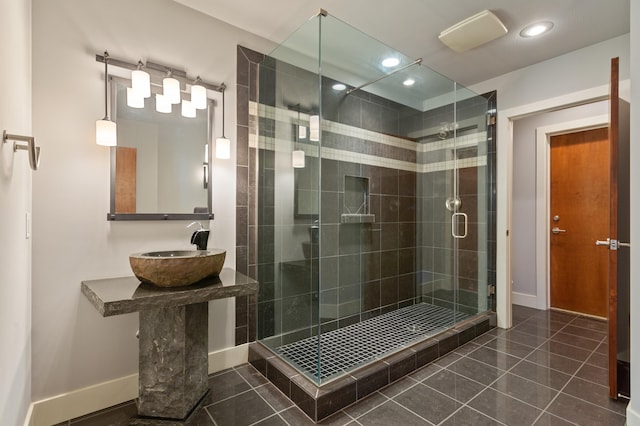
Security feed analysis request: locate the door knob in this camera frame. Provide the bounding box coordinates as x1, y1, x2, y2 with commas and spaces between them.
551, 227, 566, 234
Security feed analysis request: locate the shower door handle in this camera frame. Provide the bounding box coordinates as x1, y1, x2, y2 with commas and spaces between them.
452, 212, 468, 239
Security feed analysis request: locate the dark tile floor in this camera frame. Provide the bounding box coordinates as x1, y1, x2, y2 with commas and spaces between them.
60, 305, 628, 425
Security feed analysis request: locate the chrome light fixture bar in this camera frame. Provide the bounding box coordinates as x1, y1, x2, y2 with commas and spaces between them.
95, 54, 224, 93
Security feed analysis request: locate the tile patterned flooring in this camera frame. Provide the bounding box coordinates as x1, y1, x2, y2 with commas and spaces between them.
60, 305, 628, 425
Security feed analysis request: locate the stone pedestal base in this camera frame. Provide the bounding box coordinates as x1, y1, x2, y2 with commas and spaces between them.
136, 302, 208, 420
129, 390, 209, 425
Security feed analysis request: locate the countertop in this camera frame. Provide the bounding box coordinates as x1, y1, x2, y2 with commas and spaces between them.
81, 268, 258, 317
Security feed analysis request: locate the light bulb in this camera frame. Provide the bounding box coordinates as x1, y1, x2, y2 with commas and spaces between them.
155, 93, 171, 113
96, 119, 117, 146
163, 75, 181, 104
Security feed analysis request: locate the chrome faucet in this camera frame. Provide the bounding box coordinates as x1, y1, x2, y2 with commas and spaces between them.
187, 222, 210, 250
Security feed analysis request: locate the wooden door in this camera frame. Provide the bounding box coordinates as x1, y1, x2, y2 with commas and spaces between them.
605, 56, 631, 400
549, 127, 609, 317
115, 146, 137, 213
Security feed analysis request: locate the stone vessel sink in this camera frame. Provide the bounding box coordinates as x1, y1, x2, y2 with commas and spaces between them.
129, 249, 226, 288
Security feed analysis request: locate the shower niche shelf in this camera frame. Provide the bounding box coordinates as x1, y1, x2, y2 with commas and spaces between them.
341, 175, 374, 224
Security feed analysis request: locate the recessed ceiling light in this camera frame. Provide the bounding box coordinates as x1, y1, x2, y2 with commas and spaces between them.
403, 78, 415, 87
381, 57, 400, 68
520, 21, 554, 38
332, 83, 346, 91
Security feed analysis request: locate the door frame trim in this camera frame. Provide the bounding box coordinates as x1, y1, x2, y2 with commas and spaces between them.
535, 116, 609, 310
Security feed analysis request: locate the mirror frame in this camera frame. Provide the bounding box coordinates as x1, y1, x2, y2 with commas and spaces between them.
107, 75, 214, 221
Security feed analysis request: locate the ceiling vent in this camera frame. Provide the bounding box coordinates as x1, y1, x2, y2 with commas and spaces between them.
438, 10, 508, 53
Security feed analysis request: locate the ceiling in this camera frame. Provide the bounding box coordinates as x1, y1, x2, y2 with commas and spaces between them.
173, 0, 629, 87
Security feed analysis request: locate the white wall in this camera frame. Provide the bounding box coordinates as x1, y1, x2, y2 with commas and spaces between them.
471, 34, 630, 111
511, 101, 608, 302
627, 0, 639, 423
469, 32, 630, 329
31, 0, 273, 402
0, 0, 32, 424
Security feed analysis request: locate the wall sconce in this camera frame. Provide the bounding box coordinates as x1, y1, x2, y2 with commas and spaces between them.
215, 85, 230, 159
309, 115, 320, 142
163, 70, 181, 104
95, 50, 117, 146
131, 60, 151, 98
191, 77, 207, 110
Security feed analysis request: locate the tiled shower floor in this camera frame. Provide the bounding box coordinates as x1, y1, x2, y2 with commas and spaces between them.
276, 303, 470, 381
58, 305, 628, 425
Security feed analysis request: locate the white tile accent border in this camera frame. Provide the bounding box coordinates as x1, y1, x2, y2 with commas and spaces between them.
23, 345, 249, 426
254, 103, 488, 173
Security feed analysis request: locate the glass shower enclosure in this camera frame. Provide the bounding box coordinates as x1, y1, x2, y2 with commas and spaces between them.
255, 11, 495, 385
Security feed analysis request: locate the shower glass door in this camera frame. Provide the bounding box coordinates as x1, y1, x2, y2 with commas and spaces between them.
255, 10, 494, 386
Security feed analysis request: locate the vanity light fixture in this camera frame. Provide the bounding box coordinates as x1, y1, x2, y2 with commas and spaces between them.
163, 70, 181, 104
131, 60, 151, 98
520, 21, 554, 38
181, 100, 196, 118
191, 77, 207, 110
309, 115, 320, 142
215, 85, 231, 159
95, 51, 117, 146
155, 93, 172, 113
381, 57, 400, 68
403, 78, 415, 86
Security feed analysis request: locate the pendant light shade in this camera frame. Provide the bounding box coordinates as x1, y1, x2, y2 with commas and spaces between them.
310, 115, 320, 142
163, 71, 181, 104
155, 93, 171, 113
298, 125, 307, 139
96, 51, 117, 146
96, 118, 117, 146
181, 99, 196, 118
131, 61, 151, 98
292, 150, 305, 168
191, 77, 207, 110
127, 87, 144, 108
215, 137, 231, 159
215, 85, 231, 159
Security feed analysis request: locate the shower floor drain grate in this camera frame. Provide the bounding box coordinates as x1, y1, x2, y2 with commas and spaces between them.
275, 303, 470, 381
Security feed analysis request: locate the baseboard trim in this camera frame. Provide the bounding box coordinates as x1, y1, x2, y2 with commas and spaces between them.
25, 344, 248, 426
628, 404, 640, 426
511, 292, 538, 309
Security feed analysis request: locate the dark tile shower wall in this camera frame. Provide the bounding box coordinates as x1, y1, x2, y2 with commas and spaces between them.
235, 46, 264, 345
236, 44, 497, 347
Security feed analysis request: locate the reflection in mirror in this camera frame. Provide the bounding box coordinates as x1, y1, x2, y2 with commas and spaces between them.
108, 76, 214, 220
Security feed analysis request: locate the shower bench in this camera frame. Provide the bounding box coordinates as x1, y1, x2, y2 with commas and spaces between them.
81, 268, 258, 425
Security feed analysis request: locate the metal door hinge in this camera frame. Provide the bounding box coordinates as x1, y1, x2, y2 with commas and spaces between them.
488, 284, 496, 295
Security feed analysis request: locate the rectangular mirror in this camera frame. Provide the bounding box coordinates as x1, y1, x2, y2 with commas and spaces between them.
108, 75, 214, 220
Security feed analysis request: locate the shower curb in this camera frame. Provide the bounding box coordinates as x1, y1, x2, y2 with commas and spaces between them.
249, 311, 496, 422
